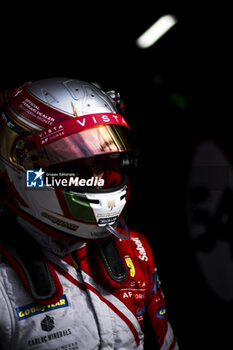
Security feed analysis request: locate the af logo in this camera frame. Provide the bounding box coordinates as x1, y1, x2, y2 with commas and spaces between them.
125, 257, 136, 277
41, 315, 55, 332
108, 199, 116, 210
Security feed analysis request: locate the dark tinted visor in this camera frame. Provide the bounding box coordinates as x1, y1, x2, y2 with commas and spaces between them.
16, 125, 136, 169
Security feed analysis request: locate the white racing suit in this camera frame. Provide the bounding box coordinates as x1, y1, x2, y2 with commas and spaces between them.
0, 219, 179, 350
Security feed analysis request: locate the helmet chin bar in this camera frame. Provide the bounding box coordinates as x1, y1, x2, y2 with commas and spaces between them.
106, 217, 129, 240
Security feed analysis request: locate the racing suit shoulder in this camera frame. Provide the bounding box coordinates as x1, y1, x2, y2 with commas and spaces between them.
126, 230, 179, 350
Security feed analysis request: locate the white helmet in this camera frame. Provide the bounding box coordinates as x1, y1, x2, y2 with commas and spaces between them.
0, 78, 136, 241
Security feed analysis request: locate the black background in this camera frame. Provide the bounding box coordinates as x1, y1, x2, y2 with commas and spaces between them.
1, 2, 232, 349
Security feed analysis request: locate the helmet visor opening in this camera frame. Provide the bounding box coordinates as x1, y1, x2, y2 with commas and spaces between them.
14, 125, 135, 169
44, 153, 124, 190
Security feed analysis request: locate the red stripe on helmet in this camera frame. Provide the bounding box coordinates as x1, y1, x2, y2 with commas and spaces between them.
33, 113, 129, 148
10, 86, 71, 128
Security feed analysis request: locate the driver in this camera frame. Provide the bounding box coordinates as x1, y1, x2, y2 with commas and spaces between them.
0, 77, 179, 350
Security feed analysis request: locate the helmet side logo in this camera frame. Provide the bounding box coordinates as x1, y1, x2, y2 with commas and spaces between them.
108, 199, 116, 210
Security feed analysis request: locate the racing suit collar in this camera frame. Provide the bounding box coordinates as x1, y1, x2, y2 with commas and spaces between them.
16, 216, 86, 256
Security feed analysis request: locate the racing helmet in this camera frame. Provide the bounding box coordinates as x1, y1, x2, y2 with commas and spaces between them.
0, 78, 136, 241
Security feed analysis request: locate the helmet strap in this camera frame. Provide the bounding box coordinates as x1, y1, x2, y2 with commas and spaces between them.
106, 217, 129, 240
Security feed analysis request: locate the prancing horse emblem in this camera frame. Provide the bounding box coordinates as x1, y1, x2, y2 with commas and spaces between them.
108, 200, 116, 210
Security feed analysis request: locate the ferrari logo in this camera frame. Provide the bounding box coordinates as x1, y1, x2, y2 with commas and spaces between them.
108, 199, 116, 210
125, 257, 136, 277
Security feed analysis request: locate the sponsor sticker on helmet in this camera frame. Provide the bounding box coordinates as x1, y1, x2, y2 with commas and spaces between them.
98, 216, 118, 225
33, 113, 129, 148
